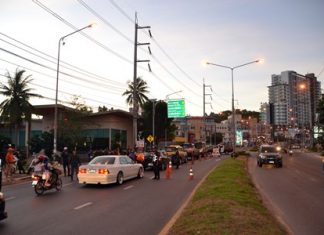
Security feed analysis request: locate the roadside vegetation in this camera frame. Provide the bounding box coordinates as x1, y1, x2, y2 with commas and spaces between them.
169, 156, 287, 235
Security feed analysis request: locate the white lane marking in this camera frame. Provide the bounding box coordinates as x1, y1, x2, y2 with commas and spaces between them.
5, 196, 16, 201
63, 182, 73, 187
124, 185, 134, 190
150, 176, 155, 179
74, 202, 93, 210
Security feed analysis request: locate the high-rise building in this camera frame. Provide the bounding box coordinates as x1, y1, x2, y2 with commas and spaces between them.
268, 71, 321, 129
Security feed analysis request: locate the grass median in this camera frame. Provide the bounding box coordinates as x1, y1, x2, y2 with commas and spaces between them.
168, 156, 287, 235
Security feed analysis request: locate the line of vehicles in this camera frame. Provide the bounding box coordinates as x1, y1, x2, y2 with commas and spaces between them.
0, 142, 227, 222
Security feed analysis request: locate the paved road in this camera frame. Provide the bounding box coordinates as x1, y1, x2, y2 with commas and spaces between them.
248, 151, 324, 235
0, 156, 225, 235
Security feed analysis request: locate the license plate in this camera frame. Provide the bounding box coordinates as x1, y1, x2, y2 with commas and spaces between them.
148, 163, 153, 166
269, 161, 274, 164
32, 180, 38, 186
88, 169, 96, 173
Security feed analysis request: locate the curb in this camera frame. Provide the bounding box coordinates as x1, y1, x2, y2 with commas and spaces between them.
159, 158, 224, 235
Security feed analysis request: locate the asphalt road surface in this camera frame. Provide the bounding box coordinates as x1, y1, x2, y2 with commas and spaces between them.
0, 156, 225, 235
248, 151, 324, 235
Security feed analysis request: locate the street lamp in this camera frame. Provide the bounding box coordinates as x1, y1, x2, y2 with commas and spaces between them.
53, 24, 94, 155
150, 99, 157, 149
205, 59, 262, 154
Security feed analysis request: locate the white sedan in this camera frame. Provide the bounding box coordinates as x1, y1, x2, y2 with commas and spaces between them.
78, 155, 144, 185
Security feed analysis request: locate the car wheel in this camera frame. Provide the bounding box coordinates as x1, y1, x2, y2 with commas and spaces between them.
137, 168, 144, 178
116, 172, 124, 185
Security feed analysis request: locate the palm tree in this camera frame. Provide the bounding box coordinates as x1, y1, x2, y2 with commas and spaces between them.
0, 68, 42, 145
122, 77, 149, 108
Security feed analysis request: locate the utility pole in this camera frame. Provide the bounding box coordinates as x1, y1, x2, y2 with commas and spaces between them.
133, 12, 152, 149
203, 78, 212, 144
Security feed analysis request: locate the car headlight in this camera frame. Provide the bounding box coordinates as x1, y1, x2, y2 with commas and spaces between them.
0, 192, 4, 200
259, 155, 266, 159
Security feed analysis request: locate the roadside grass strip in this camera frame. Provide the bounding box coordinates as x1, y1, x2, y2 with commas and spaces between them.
169, 156, 287, 235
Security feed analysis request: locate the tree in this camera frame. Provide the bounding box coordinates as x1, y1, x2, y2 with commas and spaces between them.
122, 77, 149, 108
0, 68, 42, 145
98, 105, 108, 112
140, 100, 176, 146
316, 99, 324, 149
58, 95, 92, 150
317, 99, 324, 124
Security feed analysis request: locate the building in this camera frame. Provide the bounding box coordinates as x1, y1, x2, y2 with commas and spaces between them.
0, 104, 134, 151
268, 71, 321, 128
267, 71, 321, 146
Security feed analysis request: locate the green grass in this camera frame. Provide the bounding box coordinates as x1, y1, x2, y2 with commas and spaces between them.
168, 156, 287, 235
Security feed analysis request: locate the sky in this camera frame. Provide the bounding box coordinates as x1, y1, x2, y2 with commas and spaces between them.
0, 0, 323, 116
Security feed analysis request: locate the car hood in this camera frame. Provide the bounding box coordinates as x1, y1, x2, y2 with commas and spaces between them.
260, 153, 280, 156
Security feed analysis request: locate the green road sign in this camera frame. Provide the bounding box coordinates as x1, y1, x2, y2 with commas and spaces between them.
167, 99, 185, 118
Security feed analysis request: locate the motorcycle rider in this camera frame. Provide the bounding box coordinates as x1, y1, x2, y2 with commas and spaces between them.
35, 151, 52, 187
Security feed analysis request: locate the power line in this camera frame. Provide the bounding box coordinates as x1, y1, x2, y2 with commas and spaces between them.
76, 0, 202, 98
0, 57, 123, 96
0, 68, 127, 110
0, 48, 124, 93
0, 32, 125, 88
33, 0, 133, 64
108, 0, 202, 88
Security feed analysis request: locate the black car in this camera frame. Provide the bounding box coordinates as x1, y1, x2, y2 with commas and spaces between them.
0, 192, 8, 221
257, 145, 283, 168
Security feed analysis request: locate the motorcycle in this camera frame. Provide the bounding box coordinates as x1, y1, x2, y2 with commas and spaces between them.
31, 168, 62, 196
289, 150, 293, 157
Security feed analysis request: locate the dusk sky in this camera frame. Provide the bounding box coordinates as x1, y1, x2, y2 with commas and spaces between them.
0, 0, 323, 116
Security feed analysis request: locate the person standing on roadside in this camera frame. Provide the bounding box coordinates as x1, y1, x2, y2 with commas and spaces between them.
70, 150, 81, 181
152, 151, 161, 180
5, 147, 16, 182
61, 147, 70, 177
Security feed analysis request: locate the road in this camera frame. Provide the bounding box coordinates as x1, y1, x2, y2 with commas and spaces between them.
248, 151, 324, 235
0, 156, 225, 235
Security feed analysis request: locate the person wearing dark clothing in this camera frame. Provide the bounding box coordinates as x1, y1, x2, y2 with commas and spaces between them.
173, 150, 180, 169
61, 147, 70, 177
152, 152, 161, 180
70, 150, 81, 181
16, 151, 26, 174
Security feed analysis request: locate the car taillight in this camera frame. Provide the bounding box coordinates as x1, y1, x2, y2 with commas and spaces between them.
79, 168, 87, 174
98, 169, 109, 174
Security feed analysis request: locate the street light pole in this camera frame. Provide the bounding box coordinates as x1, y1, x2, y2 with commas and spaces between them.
206, 59, 261, 155
150, 99, 157, 149
54, 24, 93, 155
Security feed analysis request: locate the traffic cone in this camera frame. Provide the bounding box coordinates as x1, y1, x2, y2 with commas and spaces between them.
189, 167, 194, 180
166, 160, 172, 179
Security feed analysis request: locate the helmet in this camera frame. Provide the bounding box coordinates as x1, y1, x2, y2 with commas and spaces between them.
38, 155, 45, 161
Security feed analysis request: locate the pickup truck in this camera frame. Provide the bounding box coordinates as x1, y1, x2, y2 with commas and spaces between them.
182, 143, 200, 160
165, 145, 188, 164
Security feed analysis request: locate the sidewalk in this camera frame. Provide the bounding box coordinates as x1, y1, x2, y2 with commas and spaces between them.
1, 172, 31, 186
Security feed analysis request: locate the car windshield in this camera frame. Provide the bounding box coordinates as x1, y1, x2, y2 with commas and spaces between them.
183, 143, 193, 149
90, 156, 115, 165
261, 146, 277, 153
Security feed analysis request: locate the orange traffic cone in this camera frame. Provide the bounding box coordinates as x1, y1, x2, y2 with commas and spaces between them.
189, 167, 194, 180
166, 160, 172, 179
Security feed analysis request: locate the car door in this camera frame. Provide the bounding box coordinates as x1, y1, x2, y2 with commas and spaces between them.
125, 156, 138, 177
119, 156, 130, 179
